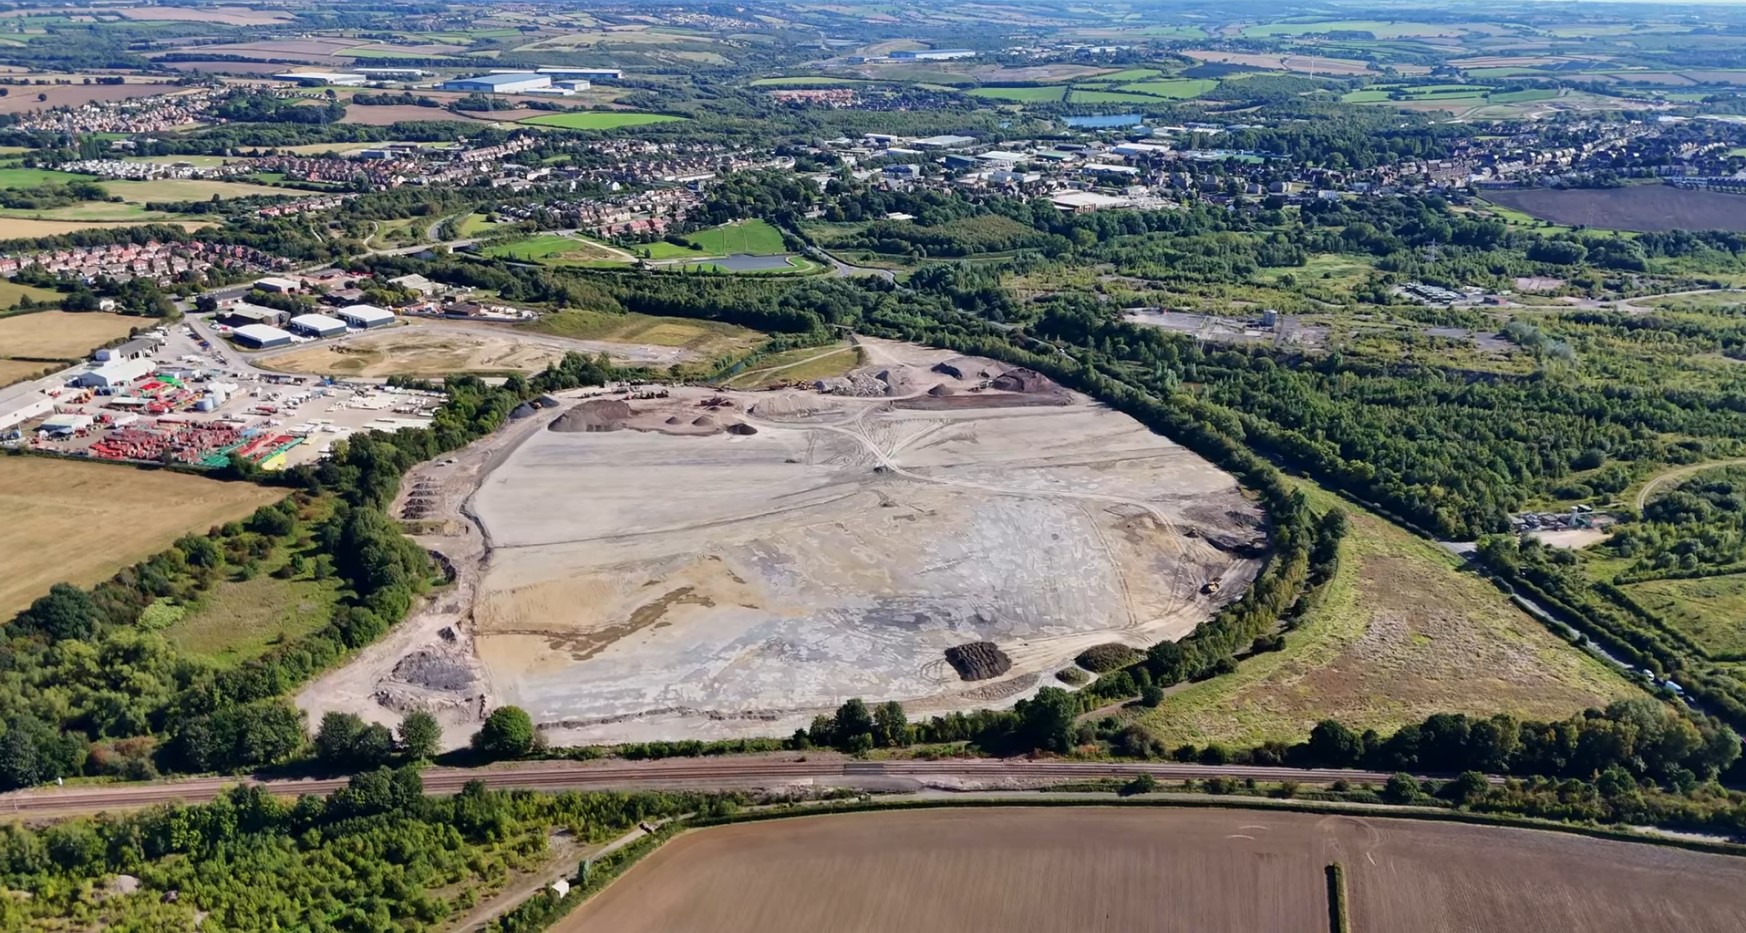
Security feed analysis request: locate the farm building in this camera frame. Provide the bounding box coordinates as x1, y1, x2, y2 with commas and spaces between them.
218, 304, 288, 328
891, 48, 975, 61
254, 276, 302, 294
232, 324, 293, 350
289, 313, 348, 338
337, 304, 395, 329
72, 357, 153, 389
440, 73, 550, 94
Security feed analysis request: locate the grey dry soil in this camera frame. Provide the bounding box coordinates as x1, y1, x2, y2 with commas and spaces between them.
560, 808, 1746, 933
458, 341, 1263, 744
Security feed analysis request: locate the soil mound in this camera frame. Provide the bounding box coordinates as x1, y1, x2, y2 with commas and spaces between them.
726, 422, 759, 435
944, 641, 1013, 682
391, 649, 474, 693
692, 415, 715, 427
927, 383, 955, 397
510, 402, 536, 419
991, 367, 1055, 393
665, 416, 682, 425
931, 361, 964, 379
550, 399, 633, 433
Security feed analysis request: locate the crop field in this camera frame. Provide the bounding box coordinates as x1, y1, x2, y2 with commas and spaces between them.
1482, 186, 1746, 233
1245, 19, 1491, 38
561, 808, 1746, 933
525, 309, 761, 360
0, 358, 51, 385
0, 310, 140, 358
1135, 483, 1634, 748
0, 217, 211, 238
0, 457, 283, 618
1117, 77, 1218, 98
101, 179, 292, 203
966, 85, 1066, 102
116, 5, 292, 25
0, 83, 187, 115
1066, 88, 1164, 104
518, 111, 686, 130
463, 341, 1262, 744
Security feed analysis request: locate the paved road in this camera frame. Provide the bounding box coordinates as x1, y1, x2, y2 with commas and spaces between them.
4, 758, 1428, 818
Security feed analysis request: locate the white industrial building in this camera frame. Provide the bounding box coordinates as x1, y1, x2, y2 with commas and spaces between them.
440, 73, 550, 94
72, 357, 154, 389
289, 313, 348, 338
891, 49, 976, 61
39, 412, 94, 437
275, 72, 368, 87
554, 79, 592, 91
232, 323, 294, 350
337, 304, 395, 329
354, 67, 428, 80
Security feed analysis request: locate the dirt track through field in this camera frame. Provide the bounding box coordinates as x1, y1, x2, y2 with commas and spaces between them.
561, 808, 1746, 933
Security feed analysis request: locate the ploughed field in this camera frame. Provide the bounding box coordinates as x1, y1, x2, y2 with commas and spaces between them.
1483, 185, 1746, 232
561, 808, 1746, 933
463, 342, 1263, 743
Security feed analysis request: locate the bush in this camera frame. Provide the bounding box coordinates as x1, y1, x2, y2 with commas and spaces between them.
1075, 643, 1142, 673
473, 706, 536, 760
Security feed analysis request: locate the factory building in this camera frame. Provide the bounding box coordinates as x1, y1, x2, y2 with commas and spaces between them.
72, 357, 154, 389
253, 276, 302, 294
554, 79, 592, 91
232, 324, 294, 350
275, 72, 368, 87
218, 303, 288, 329
890, 48, 976, 61
440, 73, 551, 94
289, 313, 348, 339
95, 337, 156, 362
336, 304, 395, 329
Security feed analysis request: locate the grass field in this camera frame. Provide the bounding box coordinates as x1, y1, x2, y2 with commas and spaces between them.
1067, 88, 1166, 104
0, 217, 212, 238
0, 310, 140, 358
164, 554, 344, 667
1117, 77, 1218, 98
0, 167, 95, 189
966, 86, 1067, 103
526, 309, 761, 360
750, 76, 869, 86
0, 457, 283, 618
679, 218, 786, 256
482, 233, 630, 265
518, 111, 685, 130
0, 278, 60, 309
1244, 19, 1479, 38
722, 342, 862, 389
101, 179, 291, 203
1623, 574, 1746, 658
1133, 482, 1635, 748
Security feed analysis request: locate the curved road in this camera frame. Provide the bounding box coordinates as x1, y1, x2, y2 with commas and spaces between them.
6, 758, 1434, 819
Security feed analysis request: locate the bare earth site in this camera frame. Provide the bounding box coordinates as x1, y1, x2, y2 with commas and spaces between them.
562, 808, 1746, 933
302, 341, 1264, 743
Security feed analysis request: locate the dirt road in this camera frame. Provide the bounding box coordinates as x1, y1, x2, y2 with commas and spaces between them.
1634, 457, 1746, 512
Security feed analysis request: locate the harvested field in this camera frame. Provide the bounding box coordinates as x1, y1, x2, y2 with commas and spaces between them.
1483, 186, 1746, 233
1181, 49, 1373, 75
257, 322, 696, 378
0, 310, 140, 359
117, 6, 291, 25
0, 457, 283, 618
0, 83, 186, 115
0, 358, 52, 385
561, 808, 1746, 933
339, 105, 486, 126
463, 340, 1263, 743
0, 218, 210, 237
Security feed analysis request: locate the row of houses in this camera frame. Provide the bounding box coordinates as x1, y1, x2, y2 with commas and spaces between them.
0, 241, 284, 285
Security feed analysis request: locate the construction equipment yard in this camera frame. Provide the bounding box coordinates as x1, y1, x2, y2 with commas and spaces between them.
299, 340, 1266, 746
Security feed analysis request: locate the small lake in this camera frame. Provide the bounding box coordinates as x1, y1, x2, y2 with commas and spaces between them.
1064, 113, 1143, 128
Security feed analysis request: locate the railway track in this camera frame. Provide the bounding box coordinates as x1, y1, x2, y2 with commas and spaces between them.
4, 758, 1434, 818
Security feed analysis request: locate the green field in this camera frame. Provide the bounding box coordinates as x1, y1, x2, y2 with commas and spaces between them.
163, 570, 345, 669
519, 111, 686, 129
1067, 88, 1165, 104
967, 85, 1066, 103
1625, 574, 1746, 658
1243, 19, 1475, 39
0, 278, 59, 307
1089, 68, 1164, 83
0, 167, 95, 189
640, 219, 787, 260
1117, 77, 1218, 98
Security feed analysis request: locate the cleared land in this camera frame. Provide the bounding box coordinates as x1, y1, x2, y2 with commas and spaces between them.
0, 310, 140, 358
1135, 484, 1634, 747
721, 342, 863, 389
257, 322, 700, 377
0, 457, 282, 618
463, 341, 1263, 744
563, 808, 1746, 933
519, 111, 686, 130
1482, 186, 1746, 233
482, 233, 633, 266
526, 310, 762, 361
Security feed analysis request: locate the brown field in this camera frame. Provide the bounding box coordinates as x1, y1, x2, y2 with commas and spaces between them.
116, 5, 291, 25
1681, 70, 1746, 86
257, 322, 697, 377
158, 60, 294, 75
562, 808, 1746, 933
1181, 49, 1374, 75
0, 218, 210, 238
0, 358, 51, 386
0, 310, 140, 359
1484, 186, 1746, 233
0, 457, 282, 618
0, 83, 185, 115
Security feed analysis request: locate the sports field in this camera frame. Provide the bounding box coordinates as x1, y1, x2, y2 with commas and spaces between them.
0, 457, 283, 618
562, 808, 1746, 933
518, 111, 686, 129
